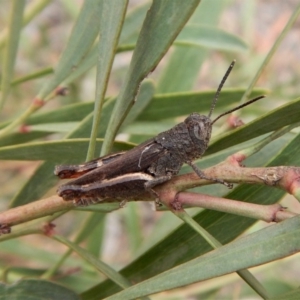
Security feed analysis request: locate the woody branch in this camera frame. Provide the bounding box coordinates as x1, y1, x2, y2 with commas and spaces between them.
156, 154, 300, 221
0, 158, 299, 234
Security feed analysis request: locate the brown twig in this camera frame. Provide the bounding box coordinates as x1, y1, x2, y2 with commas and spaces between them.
0, 196, 72, 228
1, 159, 300, 233
165, 157, 300, 198
170, 192, 296, 222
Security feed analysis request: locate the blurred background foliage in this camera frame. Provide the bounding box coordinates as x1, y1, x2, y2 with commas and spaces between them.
0, 0, 300, 299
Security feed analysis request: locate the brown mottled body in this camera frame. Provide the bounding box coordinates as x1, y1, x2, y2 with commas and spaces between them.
55, 114, 213, 205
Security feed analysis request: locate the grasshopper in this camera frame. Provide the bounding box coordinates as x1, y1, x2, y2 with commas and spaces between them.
55, 61, 264, 206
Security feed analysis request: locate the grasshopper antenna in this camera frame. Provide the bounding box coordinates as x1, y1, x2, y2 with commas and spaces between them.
207, 59, 236, 119
211, 95, 265, 125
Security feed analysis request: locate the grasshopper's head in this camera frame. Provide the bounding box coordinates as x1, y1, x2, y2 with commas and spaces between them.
183, 60, 264, 159
184, 113, 212, 157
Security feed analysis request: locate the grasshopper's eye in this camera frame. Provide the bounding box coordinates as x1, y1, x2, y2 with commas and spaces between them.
193, 122, 205, 140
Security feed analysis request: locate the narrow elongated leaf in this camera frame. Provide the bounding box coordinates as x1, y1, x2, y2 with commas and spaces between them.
120, 80, 155, 129
0, 102, 93, 130
106, 216, 300, 300
0, 132, 52, 148
0, 0, 26, 110
271, 288, 300, 300
87, 0, 128, 159
119, 2, 151, 44
157, 0, 229, 93
30, 122, 78, 132
38, 0, 103, 99
0, 0, 52, 50
102, 0, 201, 154
26, 102, 95, 126
62, 2, 151, 86
121, 21, 248, 53
0, 88, 264, 130
0, 139, 133, 162
124, 121, 175, 136
207, 97, 300, 155
10, 161, 58, 207
0, 279, 79, 300
176, 24, 248, 52
137, 88, 267, 121
54, 235, 131, 289
11, 66, 53, 86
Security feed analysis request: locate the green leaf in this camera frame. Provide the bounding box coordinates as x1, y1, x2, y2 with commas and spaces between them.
87, 0, 128, 160
11, 66, 53, 86
156, 0, 229, 93
28, 102, 94, 125
0, 279, 80, 300
0, 102, 94, 130
119, 2, 151, 44
124, 202, 143, 253
54, 235, 131, 289
30, 122, 78, 132
120, 80, 155, 129
176, 24, 248, 52
0, 87, 266, 151
77, 212, 106, 257
0, 0, 26, 110
0, 132, 52, 148
106, 216, 300, 299
137, 88, 267, 121
38, 0, 103, 99
62, 2, 151, 86
10, 162, 58, 207
207, 97, 300, 155
0, 88, 264, 131
124, 120, 175, 136
102, 0, 201, 154
75, 203, 120, 213
0, 0, 52, 50
0, 139, 133, 162
271, 288, 300, 300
